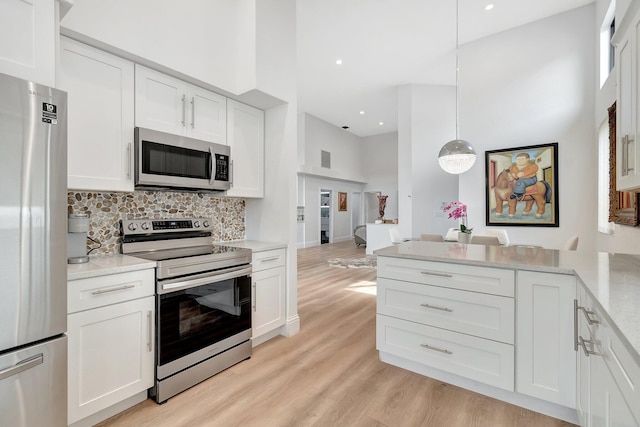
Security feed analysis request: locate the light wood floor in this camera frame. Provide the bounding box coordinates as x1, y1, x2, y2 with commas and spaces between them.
98, 240, 576, 427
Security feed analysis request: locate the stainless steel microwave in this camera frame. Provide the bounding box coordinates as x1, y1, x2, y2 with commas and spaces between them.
134, 127, 231, 192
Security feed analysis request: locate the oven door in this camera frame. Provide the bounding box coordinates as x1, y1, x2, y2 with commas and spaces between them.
134, 127, 230, 191
156, 267, 251, 378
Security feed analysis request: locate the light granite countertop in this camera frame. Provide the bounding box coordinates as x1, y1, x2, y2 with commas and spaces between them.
222, 240, 287, 252
374, 241, 640, 366
67, 254, 156, 281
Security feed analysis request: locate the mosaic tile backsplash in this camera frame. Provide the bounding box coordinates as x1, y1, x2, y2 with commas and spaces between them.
68, 191, 245, 256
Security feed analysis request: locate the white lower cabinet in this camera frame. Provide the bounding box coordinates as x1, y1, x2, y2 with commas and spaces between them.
577, 284, 640, 427
67, 269, 155, 425
516, 271, 576, 408
252, 249, 286, 341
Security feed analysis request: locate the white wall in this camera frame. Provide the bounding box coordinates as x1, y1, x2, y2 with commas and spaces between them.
398, 85, 460, 238
457, 5, 597, 250
298, 113, 366, 182
362, 132, 399, 220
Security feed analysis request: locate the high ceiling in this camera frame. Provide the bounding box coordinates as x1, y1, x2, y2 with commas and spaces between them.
297, 0, 595, 137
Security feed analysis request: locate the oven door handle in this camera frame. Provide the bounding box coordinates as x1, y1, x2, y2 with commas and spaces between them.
159, 265, 252, 294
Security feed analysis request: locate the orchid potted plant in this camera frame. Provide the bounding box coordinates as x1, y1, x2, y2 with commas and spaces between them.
443, 201, 472, 242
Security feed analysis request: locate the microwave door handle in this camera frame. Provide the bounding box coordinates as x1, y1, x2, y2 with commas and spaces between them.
209, 147, 215, 185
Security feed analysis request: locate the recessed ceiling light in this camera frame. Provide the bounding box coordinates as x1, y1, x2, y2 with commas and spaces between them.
484, 4, 494, 11
336, 59, 343, 65
360, 111, 365, 115
379, 122, 384, 126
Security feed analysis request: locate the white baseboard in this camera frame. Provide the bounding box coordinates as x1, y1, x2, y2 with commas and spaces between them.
283, 315, 300, 336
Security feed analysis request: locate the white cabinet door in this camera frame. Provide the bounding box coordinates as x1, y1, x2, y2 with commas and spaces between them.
590, 352, 639, 427
135, 65, 227, 144
516, 271, 576, 408
616, 8, 640, 191
226, 99, 264, 198
190, 85, 226, 144
252, 266, 285, 339
135, 65, 187, 136
59, 37, 135, 192
67, 296, 154, 424
0, 0, 56, 87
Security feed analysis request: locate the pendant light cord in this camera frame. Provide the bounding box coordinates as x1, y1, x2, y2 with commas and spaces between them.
455, 0, 459, 140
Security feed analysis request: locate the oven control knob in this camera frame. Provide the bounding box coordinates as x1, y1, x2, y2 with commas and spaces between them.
203, 221, 210, 228
193, 221, 200, 228
141, 222, 149, 230
127, 223, 137, 231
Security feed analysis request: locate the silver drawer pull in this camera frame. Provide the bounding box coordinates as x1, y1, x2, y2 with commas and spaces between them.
0, 354, 43, 381
420, 303, 453, 312
582, 308, 600, 325
91, 284, 136, 295
420, 343, 453, 355
260, 257, 280, 263
147, 311, 152, 352
419, 271, 452, 278
578, 336, 600, 357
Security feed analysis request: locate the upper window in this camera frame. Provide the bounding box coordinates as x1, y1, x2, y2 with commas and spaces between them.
600, 0, 616, 88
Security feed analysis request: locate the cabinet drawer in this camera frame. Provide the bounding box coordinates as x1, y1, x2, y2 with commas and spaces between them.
378, 257, 514, 297
376, 315, 514, 391
378, 278, 514, 344
68, 269, 155, 314
252, 249, 286, 272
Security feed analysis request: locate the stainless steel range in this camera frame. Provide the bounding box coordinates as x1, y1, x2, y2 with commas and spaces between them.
121, 218, 252, 403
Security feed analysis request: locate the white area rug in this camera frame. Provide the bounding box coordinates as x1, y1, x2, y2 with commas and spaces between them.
328, 255, 377, 269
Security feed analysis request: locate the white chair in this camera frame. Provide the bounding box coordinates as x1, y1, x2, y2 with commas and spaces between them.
563, 236, 579, 251
484, 229, 510, 245
389, 228, 411, 245
420, 233, 444, 242
469, 235, 501, 246
445, 228, 459, 241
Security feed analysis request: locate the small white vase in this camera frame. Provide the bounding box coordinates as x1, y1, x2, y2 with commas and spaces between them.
458, 232, 470, 244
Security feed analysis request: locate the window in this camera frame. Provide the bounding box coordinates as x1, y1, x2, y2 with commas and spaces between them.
599, 0, 616, 87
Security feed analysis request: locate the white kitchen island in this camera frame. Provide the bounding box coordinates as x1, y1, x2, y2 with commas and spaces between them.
374, 241, 640, 427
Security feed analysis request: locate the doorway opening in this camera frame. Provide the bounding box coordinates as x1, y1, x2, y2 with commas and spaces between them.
320, 189, 331, 244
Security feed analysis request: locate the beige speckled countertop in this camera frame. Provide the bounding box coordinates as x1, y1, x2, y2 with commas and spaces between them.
67, 254, 156, 281
374, 241, 640, 366
222, 240, 287, 252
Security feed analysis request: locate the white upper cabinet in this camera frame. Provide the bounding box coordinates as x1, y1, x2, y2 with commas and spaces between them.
135, 65, 226, 144
616, 6, 640, 191
58, 37, 135, 192
0, 0, 56, 87
226, 99, 265, 198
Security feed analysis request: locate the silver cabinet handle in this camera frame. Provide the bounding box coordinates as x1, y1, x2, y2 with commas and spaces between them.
580, 307, 600, 325
260, 257, 280, 263
420, 303, 453, 312
181, 94, 186, 126
574, 299, 579, 352
420, 343, 453, 355
252, 283, 257, 312
622, 135, 628, 176
126, 143, 132, 179
420, 271, 452, 278
578, 336, 600, 357
628, 135, 635, 172
147, 311, 152, 352
191, 96, 195, 128
0, 354, 43, 381
91, 284, 136, 295
230, 160, 234, 187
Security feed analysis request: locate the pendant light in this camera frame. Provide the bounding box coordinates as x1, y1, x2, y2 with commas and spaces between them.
438, 0, 476, 174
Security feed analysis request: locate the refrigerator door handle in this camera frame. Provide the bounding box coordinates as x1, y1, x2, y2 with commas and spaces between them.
0, 353, 43, 381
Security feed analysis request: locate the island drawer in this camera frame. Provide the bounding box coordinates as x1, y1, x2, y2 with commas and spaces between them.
376, 314, 514, 391
378, 256, 515, 297
68, 269, 155, 314
378, 278, 514, 344
252, 248, 286, 272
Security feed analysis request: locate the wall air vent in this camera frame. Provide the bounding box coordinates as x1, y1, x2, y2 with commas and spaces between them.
321, 150, 331, 169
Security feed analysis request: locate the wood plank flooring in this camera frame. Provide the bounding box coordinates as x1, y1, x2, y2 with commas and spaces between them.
97, 240, 576, 427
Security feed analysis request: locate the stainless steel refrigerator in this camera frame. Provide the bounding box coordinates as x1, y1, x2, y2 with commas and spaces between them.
0, 72, 68, 426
